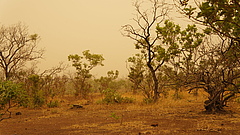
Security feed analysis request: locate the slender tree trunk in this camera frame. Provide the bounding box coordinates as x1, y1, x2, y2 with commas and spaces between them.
4, 68, 10, 81
147, 62, 159, 102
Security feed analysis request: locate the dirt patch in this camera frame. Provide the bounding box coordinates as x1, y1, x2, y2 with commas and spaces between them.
1, 95, 240, 135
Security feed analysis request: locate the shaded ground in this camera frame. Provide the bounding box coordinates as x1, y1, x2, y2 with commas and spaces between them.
1, 94, 240, 135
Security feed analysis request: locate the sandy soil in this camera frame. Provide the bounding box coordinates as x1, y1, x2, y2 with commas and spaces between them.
1, 94, 240, 135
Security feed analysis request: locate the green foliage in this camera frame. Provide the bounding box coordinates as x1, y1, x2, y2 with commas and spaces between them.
99, 89, 135, 104
95, 70, 119, 92
47, 100, 59, 108
32, 90, 45, 108
126, 15, 205, 101
157, 20, 204, 56
109, 112, 124, 125
143, 98, 154, 104
173, 1, 240, 111
29, 34, 38, 41
24, 71, 66, 108
0, 81, 28, 109
127, 54, 145, 93
156, 20, 204, 84
68, 50, 104, 77
101, 89, 122, 104
110, 112, 121, 120
68, 50, 104, 98
182, 0, 240, 41
156, 20, 182, 61
26, 74, 45, 108
203, 27, 213, 35
28, 74, 41, 90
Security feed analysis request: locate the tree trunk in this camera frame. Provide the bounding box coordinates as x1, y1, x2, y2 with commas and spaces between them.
204, 93, 225, 113
4, 66, 10, 80
147, 62, 159, 102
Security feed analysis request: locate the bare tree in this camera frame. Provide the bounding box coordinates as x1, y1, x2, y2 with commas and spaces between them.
0, 23, 44, 80
122, 0, 170, 101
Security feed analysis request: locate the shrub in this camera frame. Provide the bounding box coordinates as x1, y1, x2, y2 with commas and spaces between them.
47, 100, 59, 108
143, 98, 154, 104
32, 90, 45, 108
122, 97, 135, 103
0, 81, 28, 109
100, 89, 135, 104
0, 81, 28, 121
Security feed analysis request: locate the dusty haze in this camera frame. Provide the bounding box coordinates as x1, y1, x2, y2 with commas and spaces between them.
0, 0, 186, 77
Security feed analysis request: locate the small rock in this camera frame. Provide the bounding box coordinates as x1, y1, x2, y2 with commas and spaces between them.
150, 123, 158, 127
16, 112, 22, 115
70, 104, 83, 109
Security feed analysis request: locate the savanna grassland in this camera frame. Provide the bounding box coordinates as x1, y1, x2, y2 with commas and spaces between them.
1, 90, 240, 135
1, 0, 240, 135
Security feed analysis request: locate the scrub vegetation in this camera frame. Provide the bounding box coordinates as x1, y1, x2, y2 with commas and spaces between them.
1, 0, 240, 134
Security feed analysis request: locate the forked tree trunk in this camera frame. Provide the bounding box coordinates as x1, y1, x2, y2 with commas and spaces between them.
204, 92, 225, 113
204, 99, 224, 113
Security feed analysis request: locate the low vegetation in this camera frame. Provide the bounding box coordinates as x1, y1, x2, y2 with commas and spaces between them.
99, 89, 135, 104
0, 1, 240, 132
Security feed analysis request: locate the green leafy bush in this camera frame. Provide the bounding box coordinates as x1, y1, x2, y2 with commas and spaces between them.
47, 100, 59, 108
32, 90, 45, 108
122, 96, 135, 103
0, 81, 28, 121
99, 89, 135, 104
0, 81, 28, 109
143, 98, 154, 104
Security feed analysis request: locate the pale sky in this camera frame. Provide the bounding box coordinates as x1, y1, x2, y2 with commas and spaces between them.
0, 0, 186, 77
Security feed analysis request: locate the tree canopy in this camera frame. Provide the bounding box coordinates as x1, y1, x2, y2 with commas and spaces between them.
177, 0, 240, 42
0, 23, 44, 80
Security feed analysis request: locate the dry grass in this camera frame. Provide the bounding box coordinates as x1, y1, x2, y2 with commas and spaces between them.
2, 90, 240, 135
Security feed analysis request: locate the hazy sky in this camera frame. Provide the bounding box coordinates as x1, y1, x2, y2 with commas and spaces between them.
0, 0, 185, 77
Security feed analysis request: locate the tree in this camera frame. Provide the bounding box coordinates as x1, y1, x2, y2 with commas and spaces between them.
68, 50, 104, 98
174, 0, 240, 113
155, 20, 205, 100
0, 23, 44, 80
184, 37, 240, 113
95, 70, 119, 93
175, 0, 240, 42
0, 81, 28, 121
160, 20, 240, 113
127, 54, 145, 94
20, 63, 67, 108
122, 0, 170, 101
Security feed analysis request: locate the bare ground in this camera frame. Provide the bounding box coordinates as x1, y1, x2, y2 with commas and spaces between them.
1, 93, 240, 135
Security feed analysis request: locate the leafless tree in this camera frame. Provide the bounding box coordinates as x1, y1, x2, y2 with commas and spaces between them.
0, 23, 44, 80
122, 0, 170, 101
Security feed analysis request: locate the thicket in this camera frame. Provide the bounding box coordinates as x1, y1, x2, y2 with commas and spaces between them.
0, 0, 240, 122
98, 89, 135, 104
0, 81, 28, 121
123, 0, 240, 113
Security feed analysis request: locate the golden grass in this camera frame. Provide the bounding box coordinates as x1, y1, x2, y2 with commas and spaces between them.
4, 89, 240, 135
